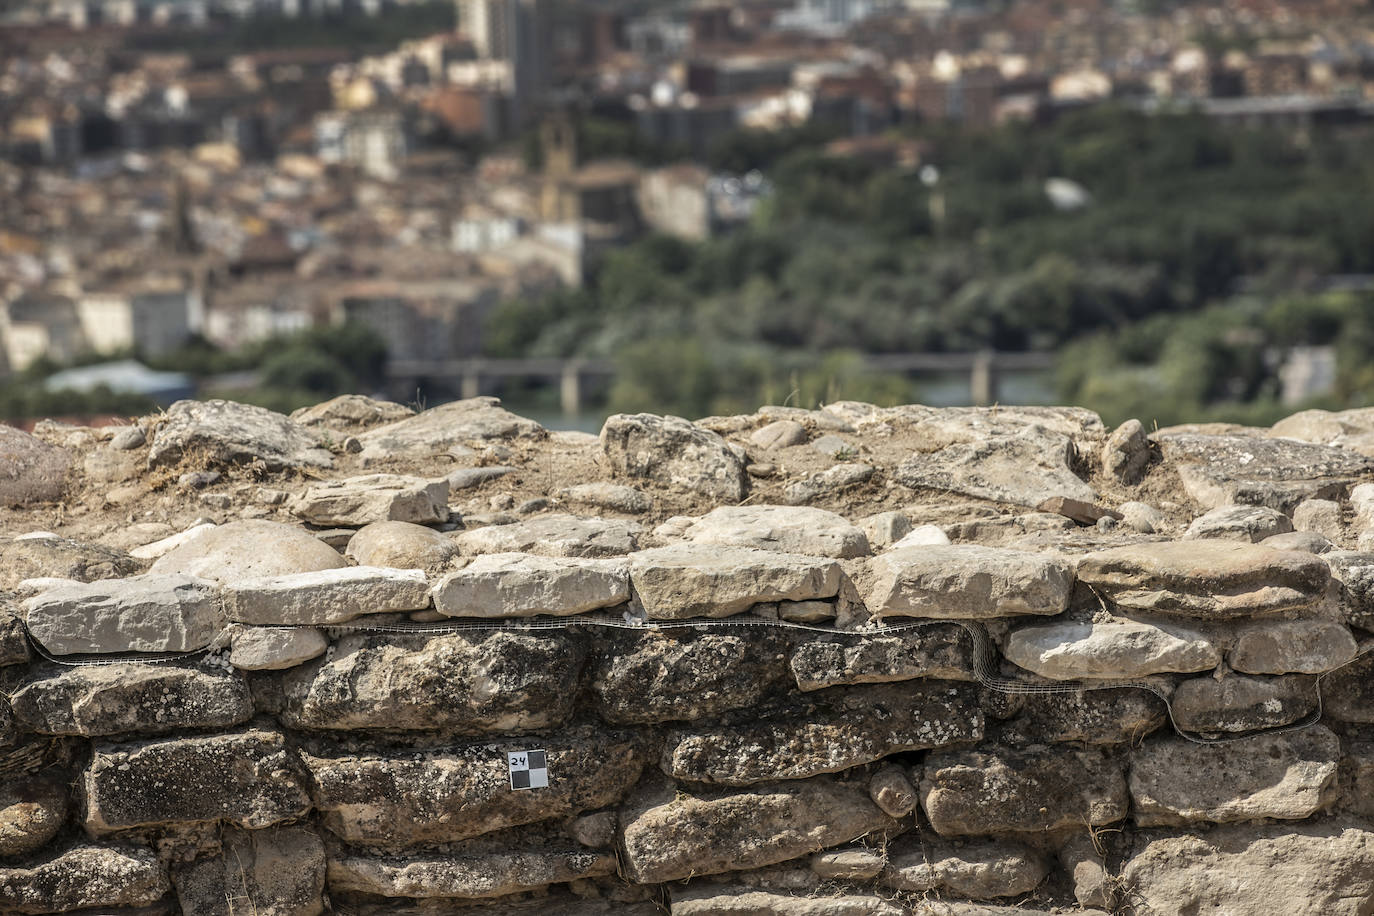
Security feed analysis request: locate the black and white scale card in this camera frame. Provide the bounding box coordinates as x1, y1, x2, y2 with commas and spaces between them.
507, 749, 549, 790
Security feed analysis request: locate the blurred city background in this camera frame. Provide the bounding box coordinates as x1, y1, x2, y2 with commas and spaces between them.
1, 0, 1372, 431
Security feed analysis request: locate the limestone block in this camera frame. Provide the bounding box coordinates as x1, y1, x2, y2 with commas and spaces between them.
811, 848, 887, 880
355, 396, 544, 463
229, 625, 328, 671
783, 462, 874, 505
345, 521, 457, 570
454, 514, 640, 558
868, 765, 917, 817
670, 887, 904, 916
1101, 418, 1150, 484
10, 664, 251, 736
224, 566, 430, 625
304, 732, 642, 845
148, 398, 332, 470
601, 413, 747, 503
888, 524, 953, 548
1170, 672, 1316, 732
750, 419, 808, 451
0, 426, 71, 507
673, 505, 871, 558
1324, 654, 1374, 722
1228, 618, 1357, 674
1121, 821, 1374, 916
789, 630, 976, 690
659, 683, 982, 786
325, 850, 615, 898
867, 545, 1073, 619
1324, 551, 1374, 631
24, 573, 224, 655
1292, 498, 1344, 540
620, 779, 899, 883
555, 482, 651, 514
857, 511, 912, 550
881, 838, 1047, 899
921, 745, 1127, 835
629, 543, 843, 619
592, 630, 792, 725
1182, 505, 1293, 542
432, 553, 629, 618
0, 778, 66, 858
281, 630, 586, 732
149, 520, 348, 582
0, 845, 168, 914
84, 728, 311, 832
1000, 687, 1166, 745
1075, 539, 1329, 618
294, 474, 449, 526
1004, 618, 1220, 680
1129, 726, 1340, 826
174, 826, 326, 916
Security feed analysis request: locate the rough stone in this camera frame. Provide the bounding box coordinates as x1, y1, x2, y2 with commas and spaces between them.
325, 849, 616, 898
783, 462, 874, 505
592, 630, 791, 725
1101, 418, 1150, 484
660, 683, 982, 785
1074, 539, 1329, 618
1004, 618, 1220, 680
448, 465, 518, 490
345, 520, 457, 570
1129, 726, 1340, 825
1183, 505, 1293, 542
776, 599, 833, 623
1229, 619, 1357, 674
789, 627, 973, 692
304, 732, 642, 845
811, 848, 887, 880
1324, 551, 1374, 631
149, 520, 348, 582
673, 505, 871, 558
1118, 501, 1165, 534
294, 474, 449, 527
0, 845, 168, 914
867, 545, 1073, 619
228, 625, 328, 670
128, 523, 217, 561
1170, 673, 1316, 733
1120, 820, 1374, 916
620, 778, 899, 883
109, 425, 147, 450
1037, 497, 1122, 526
1292, 498, 1344, 540
0, 535, 141, 592
629, 543, 843, 619
175, 826, 326, 916
1153, 432, 1374, 511
601, 413, 747, 503
0, 425, 71, 506
24, 573, 224, 655
556, 482, 651, 514
881, 838, 1047, 899
1324, 653, 1374, 722
671, 887, 904, 916
10, 664, 252, 736
224, 566, 430, 625
895, 423, 1096, 508
432, 553, 628, 618
869, 764, 917, 817
750, 420, 808, 451
1058, 834, 1112, 909
921, 745, 1128, 835
0, 779, 66, 857
84, 728, 311, 832
148, 399, 332, 470
858, 511, 912, 550
454, 514, 639, 558
0, 614, 30, 668
1001, 687, 1167, 745
290, 394, 414, 430
281, 630, 586, 732
560, 812, 613, 850
1261, 531, 1333, 553
888, 524, 952, 548
355, 397, 544, 464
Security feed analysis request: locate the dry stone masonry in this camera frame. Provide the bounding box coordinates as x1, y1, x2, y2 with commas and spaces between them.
9, 395, 1374, 913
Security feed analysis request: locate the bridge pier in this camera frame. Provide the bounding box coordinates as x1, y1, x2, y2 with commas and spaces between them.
971, 350, 999, 406
560, 363, 583, 417
460, 371, 481, 401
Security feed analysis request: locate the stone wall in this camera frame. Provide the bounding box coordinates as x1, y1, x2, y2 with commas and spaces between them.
6, 396, 1374, 914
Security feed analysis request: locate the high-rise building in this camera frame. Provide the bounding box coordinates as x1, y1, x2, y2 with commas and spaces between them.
456, 0, 550, 123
